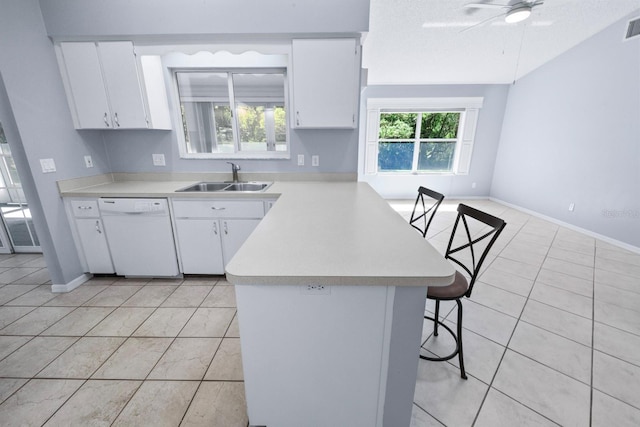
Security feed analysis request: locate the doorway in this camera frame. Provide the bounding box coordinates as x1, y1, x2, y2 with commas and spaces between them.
0, 121, 41, 253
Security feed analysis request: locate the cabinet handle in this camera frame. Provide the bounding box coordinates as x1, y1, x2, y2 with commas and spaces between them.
77, 206, 92, 210
223, 221, 228, 235
95, 220, 102, 234
296, 111, 300, 126
114, 113, 120, 127
210, 207, 226, 211
213, 222, 218, 235
103, 113, 110, 127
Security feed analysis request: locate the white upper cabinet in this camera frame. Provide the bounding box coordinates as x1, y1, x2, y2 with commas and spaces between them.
57, 41, 171, 130
291, 38, 359, 129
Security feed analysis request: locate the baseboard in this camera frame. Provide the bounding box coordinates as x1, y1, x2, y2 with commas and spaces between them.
51, 273, 92, 293
490, 197, 640, 255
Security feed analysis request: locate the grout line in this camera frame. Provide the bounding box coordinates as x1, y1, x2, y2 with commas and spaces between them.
470, 210, 541, 426
589, 234, 597, 427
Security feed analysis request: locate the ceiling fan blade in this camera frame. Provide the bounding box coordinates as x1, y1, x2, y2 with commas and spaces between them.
464, 3, 510, 9
460, 12, 505, 33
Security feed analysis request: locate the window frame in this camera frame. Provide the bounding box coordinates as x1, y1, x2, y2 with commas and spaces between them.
377, 110, 462, 173
172, 67, 291, 160
364, 97, 483, 176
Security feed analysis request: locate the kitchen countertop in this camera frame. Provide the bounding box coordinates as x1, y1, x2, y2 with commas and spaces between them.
225, 181, 455, 287
59, 176, 455, 288
58, 179, 280, 199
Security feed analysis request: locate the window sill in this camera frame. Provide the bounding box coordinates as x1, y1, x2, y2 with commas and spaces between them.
377, 171, 455, 176
180, 152, 291, 160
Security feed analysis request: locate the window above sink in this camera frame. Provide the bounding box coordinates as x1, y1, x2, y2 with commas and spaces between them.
166, 50, 291, 160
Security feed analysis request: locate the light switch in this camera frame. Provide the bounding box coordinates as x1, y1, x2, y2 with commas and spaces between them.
297, 154, 305, 166
40, 158, 56, 173
312, 155, 319, 167
84, 155, 94, 168
152, 153, 166, 166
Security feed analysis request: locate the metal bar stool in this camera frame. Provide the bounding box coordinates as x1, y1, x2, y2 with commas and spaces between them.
420, 203, 506, 379
409, 186, 445, 238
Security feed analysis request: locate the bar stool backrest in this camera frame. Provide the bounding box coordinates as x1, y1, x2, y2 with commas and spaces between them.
445, 203, 506, 298
409, 186, 445, 238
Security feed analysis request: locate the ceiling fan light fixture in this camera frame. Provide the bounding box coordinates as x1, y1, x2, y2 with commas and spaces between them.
505, 6, 532, 24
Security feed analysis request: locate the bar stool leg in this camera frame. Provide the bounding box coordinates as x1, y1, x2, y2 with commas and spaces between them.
433, 299, 440, 336
456, 299, 467, 380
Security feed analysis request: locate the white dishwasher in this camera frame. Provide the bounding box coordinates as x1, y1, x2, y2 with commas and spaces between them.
99, 198, 179, 277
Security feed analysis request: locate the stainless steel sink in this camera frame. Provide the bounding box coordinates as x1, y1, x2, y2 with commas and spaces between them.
176, 181, 272, 193
177, 182, 231, 192
223, 182, 271, 192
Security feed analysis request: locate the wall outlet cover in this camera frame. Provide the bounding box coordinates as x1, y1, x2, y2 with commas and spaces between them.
84, 155, 94, 168
40, 158, 56, 173
152, 153, 166, 166
301, 284, 331, 295
297, 154, 305, 166
312, 155, 319, 167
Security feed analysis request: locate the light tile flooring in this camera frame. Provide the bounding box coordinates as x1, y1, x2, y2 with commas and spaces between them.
0, 256, 245, 426
390, 199, 640, 427
0, 199, 638, 426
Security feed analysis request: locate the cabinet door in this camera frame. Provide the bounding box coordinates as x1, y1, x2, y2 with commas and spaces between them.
176, 219, 225, 275
75, 218, 115, 274
98, 42, 148, 129
221, 219, 262, 266
292, 39, 358, 128
60, 42, 112, 129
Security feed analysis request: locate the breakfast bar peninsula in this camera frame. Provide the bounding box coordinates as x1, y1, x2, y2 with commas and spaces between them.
225, 182, 455, 427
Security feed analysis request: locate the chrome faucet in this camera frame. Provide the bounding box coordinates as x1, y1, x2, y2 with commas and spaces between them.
227, 162, 241, 183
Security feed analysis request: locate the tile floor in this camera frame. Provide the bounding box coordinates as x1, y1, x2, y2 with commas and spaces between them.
0, 256, 245, 426
0, 199, 638, 426
390, 199, 640, 427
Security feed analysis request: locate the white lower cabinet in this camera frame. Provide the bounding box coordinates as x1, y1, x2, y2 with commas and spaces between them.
175, 219, 224, 275
74, 218, 114, 274
221, 219, 262, 266
66, 199, 115, 274
172, 199, 265, 275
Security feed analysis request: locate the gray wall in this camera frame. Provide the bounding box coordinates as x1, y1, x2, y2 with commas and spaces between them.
0, 0, 369, 286
491, 11, 640, 248
0, 0, 112, 284
40, 0, 368, 175
103, 128, 359, 174
39, 0, 370, 38
359, 84, 510, 199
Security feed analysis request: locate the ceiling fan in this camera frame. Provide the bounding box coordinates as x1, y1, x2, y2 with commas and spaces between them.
464, 0, 544, 26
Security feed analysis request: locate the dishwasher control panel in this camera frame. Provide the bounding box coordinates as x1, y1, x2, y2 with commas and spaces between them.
99, 198, 170, 215
134, 200, 164, 212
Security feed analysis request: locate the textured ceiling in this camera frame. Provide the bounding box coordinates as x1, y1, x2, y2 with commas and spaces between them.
362, 0, 640, 84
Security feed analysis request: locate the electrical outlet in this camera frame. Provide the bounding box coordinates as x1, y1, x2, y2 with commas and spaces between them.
39, 158, 56, 173
152, 153, 166, 166
312, 155, 319, 167
301, 284, 330, 295
471, 182, 476, 189
568, 203, 575, 212
84, 155, 94, 168
297, 154, 305, 166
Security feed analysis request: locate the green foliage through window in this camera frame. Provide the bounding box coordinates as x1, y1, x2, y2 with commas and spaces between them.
378, 111, 460, 172
176, 69, 288, 157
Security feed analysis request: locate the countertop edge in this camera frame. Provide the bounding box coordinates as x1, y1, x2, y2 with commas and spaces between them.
225, 272, 456, 287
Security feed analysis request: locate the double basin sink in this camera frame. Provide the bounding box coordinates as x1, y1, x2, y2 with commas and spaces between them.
176, 181, 272, 193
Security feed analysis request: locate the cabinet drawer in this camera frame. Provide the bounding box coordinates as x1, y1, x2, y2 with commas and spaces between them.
172, 200, 264, 219
70, 200, 99, 218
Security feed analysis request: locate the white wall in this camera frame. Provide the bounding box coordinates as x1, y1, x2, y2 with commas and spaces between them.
0, 0, 112, 284
491, 10, 640, 248
39, 0, 370, 38
0, 0, 369, 285
39, 0, 369, 175
359, 84, 510, 199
